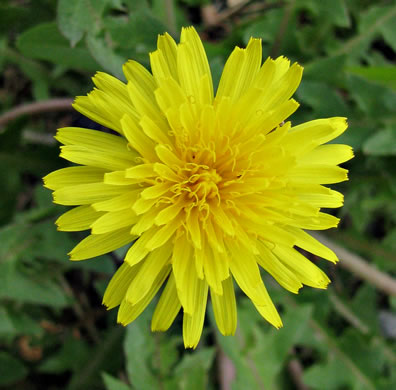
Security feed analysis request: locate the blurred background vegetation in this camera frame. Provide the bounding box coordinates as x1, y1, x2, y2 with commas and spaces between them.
1, 0, 396, 389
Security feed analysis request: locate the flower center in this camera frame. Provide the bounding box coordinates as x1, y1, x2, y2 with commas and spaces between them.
170, 162, 222, 210
187, 166, 222, 201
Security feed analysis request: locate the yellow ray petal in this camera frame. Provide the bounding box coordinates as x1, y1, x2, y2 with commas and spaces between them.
182, 278, 208, 349
121, 114, 158, 162
151, 273, 181, 331
178, 26, 213, 105
125, 163, 156, 179
272, 244, 331, 289
69, 227, 135, 261
131, 207, 161, 236
287, 211, 340, 230
90, 208, 138, 234
124, 228, 156, 266
288, 165, 348, 184
252, 283, 283, 328
297, 189, 344, 208
256, 240, 303, 293
125, 241, 172, 305
103, 262, 141, 309
56, 205, 104, 232
140, 182, 172, 199
284, 226, 338, 263
117, 264, 171, 326
203, 244, 229, 295
227, 239, 267, 305
211, 276, 237, 336
157, 32, 178, 80
216, 38, 262, 102
171, 235, 196, 314
103, 171, 140, 186
43, 166, 106, 191
92, 189, 141, 212
286, 117, 348, 148
146, 219, 181, 251
53, 183, 133, 206
299, 144, 354, 165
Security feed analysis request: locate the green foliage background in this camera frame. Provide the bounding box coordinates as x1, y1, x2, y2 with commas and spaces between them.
1, 0, 396, 389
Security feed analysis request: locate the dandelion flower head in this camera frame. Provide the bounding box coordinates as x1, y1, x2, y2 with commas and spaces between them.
43, 27, 352, 348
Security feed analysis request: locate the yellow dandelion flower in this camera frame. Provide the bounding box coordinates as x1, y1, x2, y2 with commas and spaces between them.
43, 26, 353, 349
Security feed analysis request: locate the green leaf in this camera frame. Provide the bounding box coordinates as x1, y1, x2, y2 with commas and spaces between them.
39, 334, 91, 374
57, 0, 108, 46
332, 4, 396, 58
297, 80, 348, 117
124, 310, 161, 390
104, 8, 167, 58
67, 327, 125, 390
0, 261, 69, 307
249, 304, 313, 389
304, 356, 353, 390
347, 66, 396, 91
16, 22, 100, 71
0, 4, 30, 34
173, 348, 215, 390
363, 126, 396, 156
57, 0, 85, 46
0, 352, 28, 386
0, 307, 15, 335
347, 74, 396, 116
102, 373, 132, 390
86, 33, 125, 79
304, 55, 347, 84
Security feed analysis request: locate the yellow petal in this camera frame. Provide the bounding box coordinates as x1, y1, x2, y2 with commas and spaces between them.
284, 226, 338, 263
287, 211, 340, 230
69, 227, 135, 260
227, 239, 267, 305
43, 166, 106, 191
140, 182, 172, 200
171, 236, 196, 314
157, 32, 178, 80
286, 117, 348, 148
203, 244, 229, 295
252, 283, 283, 328
90, 208, 138, 234
103, 171, 139, 186
145, 219, 181, 251
56, 205, 104, 232
216, 38, 262, 102
272, 244, 331, 289
151, 273, 181, 331
117, 264, 171, 326
125, 241, 172, 305
182, 278, 208, 349
130, 208, 160, 236
150, 33, 179, 82
56, 127, 137, 169
92, 190, 141, 212
288, 165, 348, 184
125, 163, 156, 179
211, 276, 237, 336
53, 183, 132, 206
140, 115, 173, 146
73, 73, 139, 135
121, 114, 158, 162
256, 240, 303, 293
124, 228, 155, 266
299, 144, 354, 165
103, 262, 141, 309
178, 26, 213, 105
